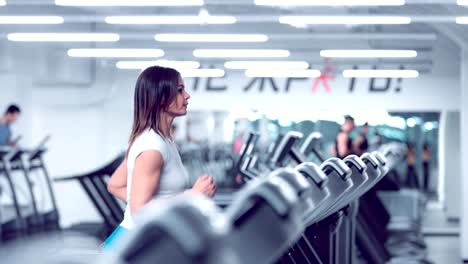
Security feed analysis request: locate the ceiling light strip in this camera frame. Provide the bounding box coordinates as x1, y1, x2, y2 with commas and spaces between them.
320, 49, 417, 58
224, 61, 309, 69
105, 16, 236, 25
8, 33, 119, 42
0, 16, 64, 24
154, 34, 268, 42
255, 0, 405, 6
68, 49, 164, 58
56, 0, 203, 6
194, 49, 290, 58
279, 16, 411, 25
116, 60, 200, 69
342, 69, 419, 78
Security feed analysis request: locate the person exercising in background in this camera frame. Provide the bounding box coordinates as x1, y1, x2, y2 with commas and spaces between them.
353, 122, 369, 156
405, 142, 419, 188
104, 66, 216, 250
335, 115, 355, 159
0, 104, 21, 147
422, 143, 431, 192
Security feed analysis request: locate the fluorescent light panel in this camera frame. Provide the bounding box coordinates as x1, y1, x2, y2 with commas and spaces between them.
116, 60, 200, 69
155, 34, 268, 42
180, 69, 225, 78
0, 0, 5, 6
8, 33, 119, 42
255, 0, 405, 6
105, 16, 236, 25
279, 16, 411, 25
224, 61, 309, 69
194, 49, 290, 58
0, 16, 64, 24
68, 49, 164, 58
56, 0, 203, 6
320, 50, 417, 58
245, 69, 321, 78
342, 69, 419, 78
456, 17, 468, 24
457, 0, 468, 5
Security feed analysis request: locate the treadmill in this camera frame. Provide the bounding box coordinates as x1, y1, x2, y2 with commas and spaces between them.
0, 147, 30, 240
26, 135, 60, 230
8, 146, 44, 232
212, 133, 260, 208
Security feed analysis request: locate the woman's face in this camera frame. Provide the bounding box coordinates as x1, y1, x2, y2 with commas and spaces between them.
167, 77, 190, 117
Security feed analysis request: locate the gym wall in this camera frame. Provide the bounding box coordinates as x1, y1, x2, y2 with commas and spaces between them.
0, 32, 463, 227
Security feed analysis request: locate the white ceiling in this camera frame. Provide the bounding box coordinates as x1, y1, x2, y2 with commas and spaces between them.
0, 0, 467, 72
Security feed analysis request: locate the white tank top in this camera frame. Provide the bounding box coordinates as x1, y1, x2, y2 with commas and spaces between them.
120, 129, 190, 229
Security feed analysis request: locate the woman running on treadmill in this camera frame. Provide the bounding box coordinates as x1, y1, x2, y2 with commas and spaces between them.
335, 115, 355, 159
103, 66, 216, 250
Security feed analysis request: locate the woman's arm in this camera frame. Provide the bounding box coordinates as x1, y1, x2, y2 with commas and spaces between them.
130, 150, 164, 214
107, 158, 128, 201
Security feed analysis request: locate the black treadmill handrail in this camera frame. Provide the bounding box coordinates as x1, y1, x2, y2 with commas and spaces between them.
78, 177, 120, 228
240, 156, 259, 180
29, 149, 46, 162
268, 131, 303, 167
372, 151, 387, 166
235, 132, 260, 180
290, 148, 308, 165
270, 168, 312, 198
230, 178, 296, 221
5, 149, 24, 162
54, 154, 125, 182
361, 153, 379, 169
0, 147, 14, 157
28, 135, 51, 160
295, 162, 329, 188
320, 158, 352, 180
343, 155, 367, 174
266, 134, 284, 166
300, 132, 325, 162
53, 153, 125, 228
90, 176, 125, 223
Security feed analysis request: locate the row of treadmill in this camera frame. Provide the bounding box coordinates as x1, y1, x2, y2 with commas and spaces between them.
98, 131, 429, 264
0, 131, 429, 264
0, 136, 61, 241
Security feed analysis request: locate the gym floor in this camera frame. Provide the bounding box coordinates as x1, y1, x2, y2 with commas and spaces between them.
426, 236, 459, 264
0, 202, 461, 263
423, 202, 461, 264
0, 231, 101, 263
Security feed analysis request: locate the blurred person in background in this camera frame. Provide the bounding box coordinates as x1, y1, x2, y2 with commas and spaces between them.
353, 122, 369, 156
405, 142, 420, 189
334, 115, 355, 159
422, 142, 431, 192
0, 104, 21, 147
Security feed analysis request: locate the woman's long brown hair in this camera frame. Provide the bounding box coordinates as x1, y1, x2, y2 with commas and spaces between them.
127, 66, 180, 154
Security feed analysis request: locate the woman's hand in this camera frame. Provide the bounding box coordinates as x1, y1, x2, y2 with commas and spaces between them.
192, 175, 216, 197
